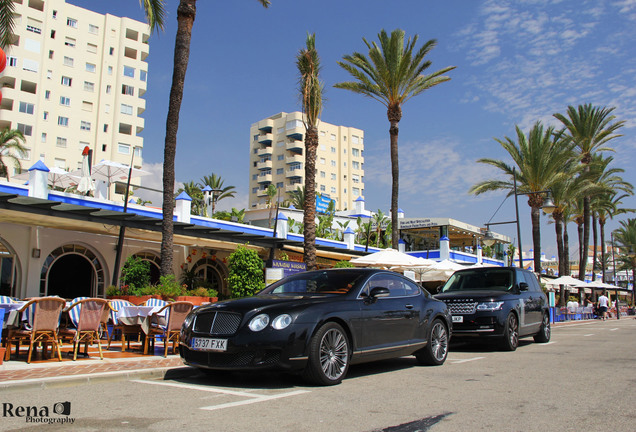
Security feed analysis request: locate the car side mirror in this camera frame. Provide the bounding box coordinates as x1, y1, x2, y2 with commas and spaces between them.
370, 287, 390, 299
519, 282, 529, 291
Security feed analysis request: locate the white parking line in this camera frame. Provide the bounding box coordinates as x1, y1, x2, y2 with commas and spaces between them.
610, 328, 619, 331
131, 379, 310, 411
584, 334, 594, 337
450, 357, 484, 364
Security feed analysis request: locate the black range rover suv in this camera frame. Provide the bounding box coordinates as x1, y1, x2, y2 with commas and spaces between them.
434, 267, 550, 351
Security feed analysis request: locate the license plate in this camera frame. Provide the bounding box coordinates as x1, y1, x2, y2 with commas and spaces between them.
191, 337, 228, 352
452, 315, 463, 323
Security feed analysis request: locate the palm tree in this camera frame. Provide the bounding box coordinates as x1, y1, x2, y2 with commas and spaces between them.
613, 219, 636, 305
554, 104, 624, 281
0, 0, 18, 48
289, 185, 305, 209
199, 173, 236, 215
296, 33, 324, 271
335, 29, 455, 249
0, 128, 27, 181
470, 122, 575, 272
595, 192, 633, 282
160, 0, 270, 276
265, 183, 278, 228
372, 210, 389, 248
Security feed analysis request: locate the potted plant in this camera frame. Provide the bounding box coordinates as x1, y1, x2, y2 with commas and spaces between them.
176, 286, 219, 306
153, 275, 186, 301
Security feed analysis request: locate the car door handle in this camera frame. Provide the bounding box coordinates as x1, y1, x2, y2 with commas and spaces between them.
405, 304, 414, 309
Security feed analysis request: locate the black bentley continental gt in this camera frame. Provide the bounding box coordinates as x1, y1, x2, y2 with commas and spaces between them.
179, 268, 452, 385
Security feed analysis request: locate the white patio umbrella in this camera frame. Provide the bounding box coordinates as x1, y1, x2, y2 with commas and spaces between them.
88, 159, 151, 185
77, 151, 95, 194
15, 166, 79, 189
418, 259, 467, 282
544, 275, 588, 287
350, 249, 432, 269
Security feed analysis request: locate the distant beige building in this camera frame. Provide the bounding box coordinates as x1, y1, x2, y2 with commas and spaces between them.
0, 0, 150, 191
249, 112, 365, 211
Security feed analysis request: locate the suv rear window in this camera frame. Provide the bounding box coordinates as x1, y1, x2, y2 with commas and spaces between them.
440, 269, 514, 292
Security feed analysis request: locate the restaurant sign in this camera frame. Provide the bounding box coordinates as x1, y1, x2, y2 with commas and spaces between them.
272, 259, 307, 277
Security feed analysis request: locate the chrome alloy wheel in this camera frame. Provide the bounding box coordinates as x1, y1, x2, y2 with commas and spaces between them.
319, 328, 349, 380
430, 321, 449, 362
508, 314, 519, 348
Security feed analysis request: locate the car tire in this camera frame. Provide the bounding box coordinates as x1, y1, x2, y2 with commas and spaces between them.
302, 322, 350, 386
533, 312, 551, 343
500, 312, 519, 351
415, 319, 449, 366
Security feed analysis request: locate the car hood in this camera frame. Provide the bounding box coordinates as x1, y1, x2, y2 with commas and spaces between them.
435, 290, 518, 302
195, 293, 337, 315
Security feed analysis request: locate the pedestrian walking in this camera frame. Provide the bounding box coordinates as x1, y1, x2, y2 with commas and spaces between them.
597, 291, 609, 321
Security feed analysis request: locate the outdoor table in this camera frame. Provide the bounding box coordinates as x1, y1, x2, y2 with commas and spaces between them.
0, 302, 27, 329
116, 306, 167, 335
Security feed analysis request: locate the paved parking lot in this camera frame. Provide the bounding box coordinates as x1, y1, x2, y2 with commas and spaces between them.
2, 319, 635, 431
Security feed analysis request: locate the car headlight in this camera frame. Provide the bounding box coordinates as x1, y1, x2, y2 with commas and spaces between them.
248, 314, 270, 332
271, 314, 292, 330
476, 301, 504, 311
182, 312, 195, 330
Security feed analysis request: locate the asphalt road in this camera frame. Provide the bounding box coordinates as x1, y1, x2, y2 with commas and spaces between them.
2, 318, 635, 432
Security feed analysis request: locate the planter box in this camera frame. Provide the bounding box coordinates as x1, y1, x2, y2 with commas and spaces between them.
107, 295, 161, 305
0, 347, 5, 365
174, 296, 218, 306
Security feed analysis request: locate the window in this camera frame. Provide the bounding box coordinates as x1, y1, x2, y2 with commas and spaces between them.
82, 101, 93, 112
87, 43, 97, 53
330, 160, 336, 167
60, 96, 70, 106
134, 147, 142, 158
85, 63, 96, 73
47, 70, 52, 79
352, 161, 360, 170
88, 24, 99, 34
352, 174, 360, 183
330, 173, 336, 180
320, 158, 325, 165
57, 117, 69, 127
61, 76, 72, 86
107, 66, 113, 75
106, 85, 112, 94
19, 102, 35, 114
45, 90, 50, 100
43, 111, 48, 120
54, 158, 66, 169
80, 121, 91, 131
41, 133, 47, 143
118, 143, 130, 154
320, 131, 326, 136
277, 155, 284, 161
140, 70, 147, 82
331, 147, 336, 153
67, 18, 78, 28
18, 124, 33, 136
122, 84, 134, 96
277, 127, 284, 134
49, 50, 54, 59
276, 168, 284, 175
331, 187, 337, 194
352, 135, 359, 144
277, 182, 284, 188
320, 185, 326, 192
330, 134, 336, 141
252, 174, 257, 181
286, 119, 303, 130
109, 47, 114, 55
52, 10, 57, 19
276, 141, 284, 147
64, 37, 76, 47
320, 171, 326, 178
120, 104, 133, 115
352, 148, 360, 157
63, 56, 73, 66
51, 29, 56, 38
123, 66, 135, 78
7, 56, 17, 67
103, 124, 108, 132
27, 24, 42, 35
104, 104, 110, 113
84, 81, 94, 92
252, 187, 258, 194
56, 137, 67, 148
22, 58, 38, 72
320, 144, 326, 151
353, 187, 360, 196
290, 163, 301, 171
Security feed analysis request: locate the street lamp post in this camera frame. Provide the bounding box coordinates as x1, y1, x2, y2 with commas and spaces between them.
482, 168, 555, 272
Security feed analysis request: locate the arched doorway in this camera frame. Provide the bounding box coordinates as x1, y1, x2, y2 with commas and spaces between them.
192, 257, 228, 297
41, 244, 105, 298
0, 237, 20, 298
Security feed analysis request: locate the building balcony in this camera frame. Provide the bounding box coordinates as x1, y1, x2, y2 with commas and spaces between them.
287, 131, 303, 141
286, 183, 302, 193
285, 154, 303, 164
258, 133, 273, 144
257, 173, 272, 184
257, 146, 272, 157
286, 169, 303, 179
256, 160, 272, 170
286, 140, 303, 152
258, 119, 274, 132
257, 188, 269, 197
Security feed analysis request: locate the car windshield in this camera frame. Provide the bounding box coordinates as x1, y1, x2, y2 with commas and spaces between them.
440, 269, 513, 292
262, 271, 365, 295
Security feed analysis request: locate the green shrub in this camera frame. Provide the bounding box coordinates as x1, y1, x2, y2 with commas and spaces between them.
120, 256, 151, 291
334, 260, 354, 268
228, 245, 264, 298
154, 275, 186, 299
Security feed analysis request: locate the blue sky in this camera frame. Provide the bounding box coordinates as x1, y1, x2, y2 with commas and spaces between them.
68, 0, 636, 258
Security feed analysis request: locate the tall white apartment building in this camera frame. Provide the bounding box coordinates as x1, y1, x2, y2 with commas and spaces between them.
249, 112, 365, 211
0, 0, 150, 185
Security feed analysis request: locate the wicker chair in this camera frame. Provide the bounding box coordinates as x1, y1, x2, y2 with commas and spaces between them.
143, 301, 193, 357
59, 298, 108, 360
4, 297, 66, 363
107, 299, 142, 352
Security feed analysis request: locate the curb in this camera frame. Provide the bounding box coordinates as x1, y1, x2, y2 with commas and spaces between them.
0, 366, 197, 392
